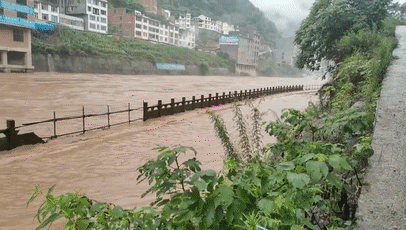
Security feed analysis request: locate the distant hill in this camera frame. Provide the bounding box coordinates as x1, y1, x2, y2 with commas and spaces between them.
156, 0, 281, 47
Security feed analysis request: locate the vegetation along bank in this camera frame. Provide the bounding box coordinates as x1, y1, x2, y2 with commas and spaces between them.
26, 0, 401, 229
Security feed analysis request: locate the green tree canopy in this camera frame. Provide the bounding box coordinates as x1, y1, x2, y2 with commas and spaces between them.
294, 0, 391, 71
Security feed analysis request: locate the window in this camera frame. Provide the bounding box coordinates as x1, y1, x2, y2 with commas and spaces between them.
97, 24, 99, 29
136, 16, 141, 21
143, 25, 147, 30
143, 18, 147, 23
143, 32, 147, 37
96, 16, 99, 22
126, 9, 132, 14
165, 31, 167, 35
136, 23, 141, 29
119, 16, 122, 20
90, 23, 96, 29
102, 2, 107, 8
17, 12, 27, 19
51, 15, 58, 22
101, 25, 106, 31
13, 30, 24, 42
42, 14, 48, 20
34, 12, 38, 18
101, 17, 106, 23
17, 0, 27, 6
89, 15, 95, 21
101, 10, 106, 15
93, 8, 99, 15
41, 4, 47, 10
88, 6, 91, 12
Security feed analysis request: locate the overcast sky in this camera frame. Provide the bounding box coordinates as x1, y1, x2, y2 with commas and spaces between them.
249, 0, 406, 37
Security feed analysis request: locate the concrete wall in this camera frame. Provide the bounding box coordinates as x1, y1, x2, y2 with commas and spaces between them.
32, 53, 235, 76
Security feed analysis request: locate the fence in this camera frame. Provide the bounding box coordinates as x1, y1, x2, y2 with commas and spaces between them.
0, 83, 323, 151
143, 85, 305, 121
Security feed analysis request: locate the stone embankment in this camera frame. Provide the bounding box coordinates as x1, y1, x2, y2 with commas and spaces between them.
32, 54, 233, 76
356, 26, 406, 229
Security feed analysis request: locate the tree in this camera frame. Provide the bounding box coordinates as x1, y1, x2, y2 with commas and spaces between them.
294, 0, 391, 71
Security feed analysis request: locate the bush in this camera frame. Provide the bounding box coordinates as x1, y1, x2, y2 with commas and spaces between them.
198, 63, 209, 75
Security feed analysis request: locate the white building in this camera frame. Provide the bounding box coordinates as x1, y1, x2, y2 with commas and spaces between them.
59, 0, 108, 34
34, 1, 59, 23
221, 22, 235, 35
191, 14, 232, 34
59, 13, 85, 31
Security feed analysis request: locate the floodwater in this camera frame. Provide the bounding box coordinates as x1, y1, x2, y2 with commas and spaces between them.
0, 73, 325, 229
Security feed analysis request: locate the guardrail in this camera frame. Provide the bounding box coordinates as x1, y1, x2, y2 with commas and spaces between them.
143, 85, 309, 121
0, 83, 323, 151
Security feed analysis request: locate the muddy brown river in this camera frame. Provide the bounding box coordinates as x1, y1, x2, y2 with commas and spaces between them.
0, 73, 325, 229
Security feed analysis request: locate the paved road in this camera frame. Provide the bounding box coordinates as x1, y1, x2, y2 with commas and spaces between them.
357, 26, 406, 229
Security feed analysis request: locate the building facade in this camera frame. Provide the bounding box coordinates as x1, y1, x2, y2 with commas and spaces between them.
219, 29, 260, 76
59, 0, 108, 34
33, 0, 59, 23
109, 8, 195, 49
0, 0, 36, 72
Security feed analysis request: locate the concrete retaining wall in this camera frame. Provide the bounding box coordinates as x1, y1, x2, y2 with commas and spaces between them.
32, 53, 234, 76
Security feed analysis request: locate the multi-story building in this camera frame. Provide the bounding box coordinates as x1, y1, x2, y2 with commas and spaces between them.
33, 0, 58, 23
191, 14, 224, 33
1, 0, 53, 72
219, 29, 260, 76
221, 22, 235, 35
59, 0, 108, 34
109, 8, 195, 49
58, 12, 84, 30
33, 0, 84, 31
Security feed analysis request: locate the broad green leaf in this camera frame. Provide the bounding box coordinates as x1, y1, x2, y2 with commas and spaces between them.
193, 178, 209, 191
306, 161, 329, 180
314, 153, 328, 162
213, 185, 234, 208
328, 154, 342, 170
90, 203, 103, 216
277, 161, 295, 171
328, 154, 353, 170
258, 198, 274, 215
326, 173, 343, 189
204, 201, 215, 227
340, 156, 353, 170
183, 158, 202, 173
299, 153, 314, 164
287, 172, 310, 189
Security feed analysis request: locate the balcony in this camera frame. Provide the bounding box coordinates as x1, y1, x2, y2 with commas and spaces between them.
0, 14, 35, 29
0, 0, 34, 15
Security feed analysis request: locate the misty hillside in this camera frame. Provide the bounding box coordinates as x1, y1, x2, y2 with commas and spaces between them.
157, 0, 280, 46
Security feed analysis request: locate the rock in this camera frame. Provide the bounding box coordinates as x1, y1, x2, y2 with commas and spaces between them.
351, 101, 366, 110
